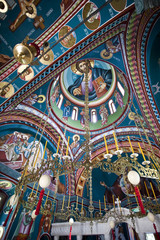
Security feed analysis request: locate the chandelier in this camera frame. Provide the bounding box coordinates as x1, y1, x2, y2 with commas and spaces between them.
1, 64, 160, 240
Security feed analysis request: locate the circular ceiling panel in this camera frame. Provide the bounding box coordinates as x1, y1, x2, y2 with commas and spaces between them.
60, 59, 116, 108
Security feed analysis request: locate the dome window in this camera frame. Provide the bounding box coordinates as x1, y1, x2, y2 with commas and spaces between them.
117, 81, 124, 96
91, 109, 97, 123
57, 94, 64, 109
108, 99, 116, 114
71, 106, 78, 120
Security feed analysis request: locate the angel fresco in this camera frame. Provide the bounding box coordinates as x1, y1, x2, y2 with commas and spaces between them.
50, 85, 59, 104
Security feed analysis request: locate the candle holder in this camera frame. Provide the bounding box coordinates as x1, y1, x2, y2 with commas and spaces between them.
130, 153, 139, 159
63, 155, 71, 161
142, 160, 150, 165
53, 153, 61, 158
114, 150, 123, 155
104, 153, 113, 159
104, 207, 109, 212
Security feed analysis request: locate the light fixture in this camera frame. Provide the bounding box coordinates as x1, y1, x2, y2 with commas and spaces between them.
69, 218, 74, 240
127, 170, 146, 214
39, 174, 51, 189
69, 218, 74, 226
127, 170, 140, 186
13, 37, 40, 65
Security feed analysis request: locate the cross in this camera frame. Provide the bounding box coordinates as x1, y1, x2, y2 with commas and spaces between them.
115, 198, 121, 211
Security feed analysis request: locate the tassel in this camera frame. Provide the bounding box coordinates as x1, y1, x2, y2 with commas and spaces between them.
134, 186, 145, 214
35, 189, 44, 215
69, 226, 72, 240
153, 223, 160, 240
112, 229, 115, 240
27, 218, 33, 236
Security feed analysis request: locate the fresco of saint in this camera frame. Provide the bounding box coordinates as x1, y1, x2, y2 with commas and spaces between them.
17, 65, 34, 81
0, 82, 14, 98
70, 134, 80, 155
83, 2, 100, 30
59, 26, 76, 48
99, 105, 108, 126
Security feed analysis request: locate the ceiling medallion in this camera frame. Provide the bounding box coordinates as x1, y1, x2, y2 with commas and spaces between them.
60, 59, 116, 107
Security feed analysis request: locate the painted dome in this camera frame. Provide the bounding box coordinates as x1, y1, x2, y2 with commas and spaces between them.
48, 59, 130, 131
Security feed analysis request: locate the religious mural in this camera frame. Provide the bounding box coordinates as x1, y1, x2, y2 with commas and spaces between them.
100, 175, 160, 204
36, 200, 52, 240
0, 131, 66, 194
0, 132, 43, 171
59, 26, 76, 48
110, 0, 127, 12
82, 2, 101, 30
17, 65, 34, 81
48, 58, 128, 131
0, 1, 159, 239
70, 134, 81, 155
39, 49, 54, 65
22, 93, 46, 105
62, 100, 71, 121
12, 193, 37, 240
61, 59, 116, 105
0, 82, 14, 98
100, 36, 121, 60
88, 168, 160, 206
99, 105, 108, 126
